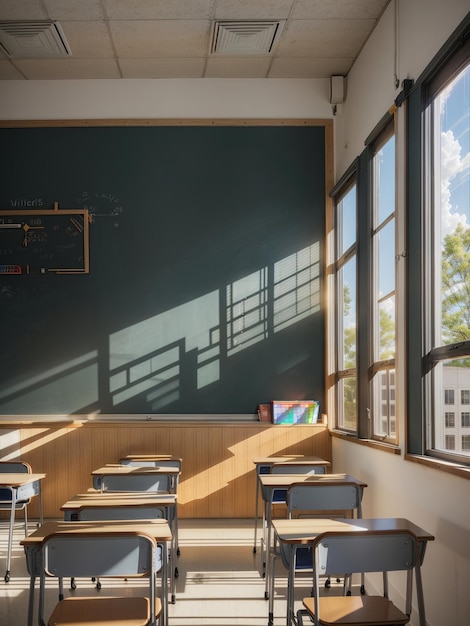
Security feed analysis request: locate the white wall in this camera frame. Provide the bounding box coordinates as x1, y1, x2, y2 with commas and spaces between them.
333, 2, 470, 626
0, 77, 331, 120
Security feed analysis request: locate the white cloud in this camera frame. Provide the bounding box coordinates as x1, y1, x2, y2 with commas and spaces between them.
440, 129, 469, 237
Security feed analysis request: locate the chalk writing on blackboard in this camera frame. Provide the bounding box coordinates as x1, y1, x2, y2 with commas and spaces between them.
0, 202, 90, 275
77, 191, 123, 227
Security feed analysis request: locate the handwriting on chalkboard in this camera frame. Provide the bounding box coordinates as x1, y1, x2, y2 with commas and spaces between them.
0, 203, 90, 275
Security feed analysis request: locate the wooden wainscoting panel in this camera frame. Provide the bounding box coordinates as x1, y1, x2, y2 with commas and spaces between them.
1, 421, 331, 519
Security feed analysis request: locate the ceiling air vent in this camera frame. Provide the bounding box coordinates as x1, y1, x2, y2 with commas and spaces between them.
0, 21, 71, 58
211, 20, 285, 55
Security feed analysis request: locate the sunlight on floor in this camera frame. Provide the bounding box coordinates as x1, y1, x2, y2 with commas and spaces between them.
0, 518, 349, 626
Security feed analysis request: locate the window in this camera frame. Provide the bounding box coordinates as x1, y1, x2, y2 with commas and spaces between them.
445, 389, 455, 405
445, 412, 455, 427
418, 26, 470, 462
334, 178, 358, 431
370, 129, 396, 442
461, 412, 470, 427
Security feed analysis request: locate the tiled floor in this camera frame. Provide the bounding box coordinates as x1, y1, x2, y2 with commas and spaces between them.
0, 518, 346, 626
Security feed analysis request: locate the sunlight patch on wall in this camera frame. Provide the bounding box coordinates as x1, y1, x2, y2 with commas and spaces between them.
273, 243, 320, 332
109, 290, 220, 407
226, 267, 268, 356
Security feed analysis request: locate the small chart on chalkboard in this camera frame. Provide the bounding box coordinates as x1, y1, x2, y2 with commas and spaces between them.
0, 202, 90, 275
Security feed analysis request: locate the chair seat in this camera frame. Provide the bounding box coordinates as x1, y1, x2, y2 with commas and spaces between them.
302, 595, 410, 625
48, 595, 161, 625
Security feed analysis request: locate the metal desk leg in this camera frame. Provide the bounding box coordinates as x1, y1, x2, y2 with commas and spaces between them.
264, 500, 273, 599
5, 487, 16, 582
253, 472, 260, 553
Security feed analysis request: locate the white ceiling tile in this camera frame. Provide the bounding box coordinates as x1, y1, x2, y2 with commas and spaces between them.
214, 0, 294, 20
0, 0, 48, 20
292, 0, 390, 20
277, 19, 376, 57
61, 21, 115, 57
14, 58, 121, 79
42, 0, 105, 20
120, 57, 205, 78
104, 0, 215, 20
110, 20, 210, 57
205, 56, 271, 78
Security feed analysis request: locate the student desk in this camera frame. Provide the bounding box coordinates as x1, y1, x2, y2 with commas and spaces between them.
0, 472, 45, 583
271, 517, 435, 626
60, 491, 178, 603
252, 456, 330, 555
91, 464, 180, 491
21, 518, 172, 626
259, 473, 367, 599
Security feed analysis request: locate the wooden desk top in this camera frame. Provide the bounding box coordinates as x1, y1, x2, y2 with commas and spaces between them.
21, 519, 172, 546
272, 517, 435, 544
259, 473, 367, 489
122, 454, 182, 462
253, 456, 330, 466
61, 492, 177, 511
92, 465, 180, 476
0, 473, 46, 487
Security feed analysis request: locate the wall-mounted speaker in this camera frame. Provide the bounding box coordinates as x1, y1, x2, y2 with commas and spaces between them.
329, 75, 345, 105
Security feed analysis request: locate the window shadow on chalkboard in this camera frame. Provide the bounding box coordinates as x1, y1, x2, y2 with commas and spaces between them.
108, 243, 320, 411
0, 243, 320, 414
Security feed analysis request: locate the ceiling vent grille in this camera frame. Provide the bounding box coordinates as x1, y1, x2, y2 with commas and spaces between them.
211, 20, 285, 55
0, 21, 71, 58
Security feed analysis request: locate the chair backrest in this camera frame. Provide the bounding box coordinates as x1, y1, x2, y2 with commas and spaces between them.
0, 461, 31, 505
77, 505, 166, 521
271, 463, 327, 475
39, 532, 161, 625
287, 482, 363, 518
0, 461, 31, 473
314, 529, 418, 576
309, 529, 418, 622
101, 473, 172, 493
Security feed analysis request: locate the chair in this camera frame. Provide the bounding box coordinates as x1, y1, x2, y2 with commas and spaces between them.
269, 482, 365, 625
38, 531, 163, 626
75, 504, 177, 605
119, 458, 181, 556
260, 463, 327, 572
0, 461, 32, 536
296, 529, 419, 626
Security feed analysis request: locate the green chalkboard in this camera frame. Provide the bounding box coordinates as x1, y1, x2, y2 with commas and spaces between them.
0, 122, 327, 416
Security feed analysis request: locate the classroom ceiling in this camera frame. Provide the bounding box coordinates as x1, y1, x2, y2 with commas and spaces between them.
0, 0, 390, 81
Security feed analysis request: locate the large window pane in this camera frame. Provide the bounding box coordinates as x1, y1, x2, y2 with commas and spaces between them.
339, 186, 357, 256
371, 132, 396, 441
334, 179, 358, 432
338, 256, 357, 369
427, 60, 470, 460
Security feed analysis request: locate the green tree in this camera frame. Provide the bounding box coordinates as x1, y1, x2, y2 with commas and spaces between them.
441, 223, 470, 343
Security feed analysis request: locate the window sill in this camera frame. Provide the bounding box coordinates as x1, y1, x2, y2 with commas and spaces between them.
330, 430, 401, 454
405, 453, 470, 479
